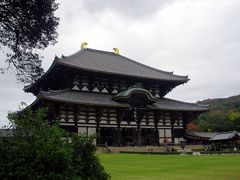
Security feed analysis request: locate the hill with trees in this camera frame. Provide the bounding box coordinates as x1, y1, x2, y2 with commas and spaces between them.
187, 95, 240, 132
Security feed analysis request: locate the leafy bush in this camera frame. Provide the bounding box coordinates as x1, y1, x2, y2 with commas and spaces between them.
0, 107, 110, 179
195, 111, 238, 132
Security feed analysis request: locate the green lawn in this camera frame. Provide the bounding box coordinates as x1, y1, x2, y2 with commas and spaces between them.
99, 154, 240, 180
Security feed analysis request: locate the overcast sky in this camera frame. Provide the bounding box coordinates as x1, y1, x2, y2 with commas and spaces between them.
1, 0, 240, 127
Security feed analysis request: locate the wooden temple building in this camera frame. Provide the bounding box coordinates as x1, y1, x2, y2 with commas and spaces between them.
25, 45, 208, 146
185, 130, 240, 145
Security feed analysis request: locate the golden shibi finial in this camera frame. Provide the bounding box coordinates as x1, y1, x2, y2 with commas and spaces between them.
113, 48, 119, 55
81, 42, 88, 49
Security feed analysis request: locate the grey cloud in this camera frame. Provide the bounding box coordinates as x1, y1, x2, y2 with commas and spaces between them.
0, 74, 34, 127
82, 0, 174, 18
1, 0, 240, 127
0, 56, 34, 127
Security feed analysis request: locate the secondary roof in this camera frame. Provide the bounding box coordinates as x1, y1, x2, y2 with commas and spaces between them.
33, 89, 208, 111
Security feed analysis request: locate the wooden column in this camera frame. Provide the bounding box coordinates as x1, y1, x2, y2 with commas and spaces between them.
55, 103, 61, 122
136, 108, 144, 146
154, 111, 161, 146
163, 112, 166, 140
137, 121, 141, 146
170, 112, 178, 143
47, 101, 54, 125
74, 105, 78, 128
116, 109, 124, 146
48, 102, 60, 125
170, 112, 174, 143
96, 108, 102, 146
182, 112, 193, 129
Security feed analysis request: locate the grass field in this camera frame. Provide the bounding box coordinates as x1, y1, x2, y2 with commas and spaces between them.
99, 154, 240, 180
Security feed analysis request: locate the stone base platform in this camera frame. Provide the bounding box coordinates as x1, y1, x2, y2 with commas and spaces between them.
97, 145, 205, 153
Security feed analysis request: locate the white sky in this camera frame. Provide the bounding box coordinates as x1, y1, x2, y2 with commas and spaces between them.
1, 0, 240, 127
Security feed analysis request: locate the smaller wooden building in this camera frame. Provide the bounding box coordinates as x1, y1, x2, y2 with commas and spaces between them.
185, 130, 240, 145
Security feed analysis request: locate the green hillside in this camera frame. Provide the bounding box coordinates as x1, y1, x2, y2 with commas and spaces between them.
192, 95, 240, 132
198, 95, 240, 110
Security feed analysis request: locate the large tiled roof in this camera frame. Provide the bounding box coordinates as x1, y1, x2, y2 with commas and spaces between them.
34, 89, 208, 111
56, 48, 188, 82
24, 48, 189, 94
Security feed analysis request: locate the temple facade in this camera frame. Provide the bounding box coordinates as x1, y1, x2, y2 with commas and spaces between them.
25, 46, 208, 146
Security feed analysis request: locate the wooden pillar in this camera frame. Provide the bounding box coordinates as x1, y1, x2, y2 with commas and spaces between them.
170, 112, 175, 144
170, 112, 178, 144
48, 102, 60, 125
47, 102, 54, 125
154, 111, 161, 146
116, 109, 124, 146
163, 112, 166, 142
137, 121, 141, 146
117, 126, 121, 146
136, 108, 144, 146
96, 108, 102, 146
182, 112, 193, 130
74, 105, 78, 128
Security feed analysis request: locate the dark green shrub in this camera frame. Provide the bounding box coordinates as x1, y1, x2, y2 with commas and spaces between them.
0, 107, 110, 180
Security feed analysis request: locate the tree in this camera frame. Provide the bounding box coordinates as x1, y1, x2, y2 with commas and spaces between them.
229, 112, 240, 131
0, 107, 110, 179
186, 121, 200, 131
196, 112, 235, 132
0, 0, 59, 83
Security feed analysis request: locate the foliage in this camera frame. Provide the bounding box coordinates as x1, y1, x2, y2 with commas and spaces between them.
71, 134, 110, 180
228, 112, 240, 131
0, 107, 109, 179
0, 0, 59, 83
228, 111, 240, 121
194, 95, 240, 132
195, 112, 235, 132
186, 122, 200, 131
198, 95, 240, 111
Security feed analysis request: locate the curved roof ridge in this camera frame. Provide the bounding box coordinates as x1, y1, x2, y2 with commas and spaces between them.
24, 58, 61, 92
90, 48, 188, 78
113, 87, 156, 103
59, 48, 188, 79
58, 49, 84, 60
163, 98, 209, 107
85, 48, 116, 55
117, 54, 188, 78
39, 88, 70, 96
59, 48, 115, 60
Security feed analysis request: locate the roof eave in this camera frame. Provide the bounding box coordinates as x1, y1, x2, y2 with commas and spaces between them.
37, 96, 129, 108
23, 57, 60, 93
32, 93, 208, 112
56, 60, 188, 83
